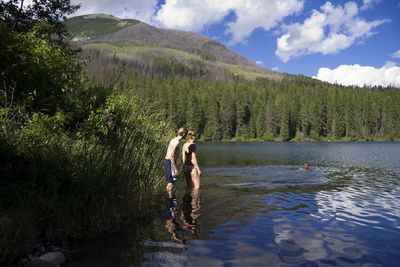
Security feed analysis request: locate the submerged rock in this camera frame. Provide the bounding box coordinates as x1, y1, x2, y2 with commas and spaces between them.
39, 252, 66, 265
26, 258, 57, 267
24, 251, 66, 267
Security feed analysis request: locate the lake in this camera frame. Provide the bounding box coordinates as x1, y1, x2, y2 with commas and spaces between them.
69, 142, 400, 266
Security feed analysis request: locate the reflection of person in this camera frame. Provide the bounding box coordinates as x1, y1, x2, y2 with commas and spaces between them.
164, 127, 187, 191
181, 187, 200, 240
298, 162, 309, 171
165, 191, 184, 243
182, 131, 201, 189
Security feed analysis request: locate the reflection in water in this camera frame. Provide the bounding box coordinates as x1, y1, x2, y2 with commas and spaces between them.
315, 178, 400, 225
165, 191, 182, 243
269, 184, 400, 265
142, 189, 201, 266
181, 188, 200, 241
272, 219, 366, 264
163, 188, 201, 244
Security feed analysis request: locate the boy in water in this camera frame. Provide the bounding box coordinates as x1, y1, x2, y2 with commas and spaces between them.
164, 127, 187, 191
298, 162, 309, 171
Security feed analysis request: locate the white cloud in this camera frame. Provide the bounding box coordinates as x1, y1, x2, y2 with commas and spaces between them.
224, 0, 304, 45
391, 49, 400, 59
156, 0, 304, 45
384, 61, 397, 68
315, 64, 400, 87
22, 0, 158, 23
155, 0, 231, 32
256, 60, 263, 65
276, 1, 388, 62
361, 0, 381, 11
69, 0, 158, 23
272, 66, 279, 71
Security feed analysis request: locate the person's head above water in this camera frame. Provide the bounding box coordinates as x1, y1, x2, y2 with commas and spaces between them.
298, 162, 309, 171
176, 127, 188, 139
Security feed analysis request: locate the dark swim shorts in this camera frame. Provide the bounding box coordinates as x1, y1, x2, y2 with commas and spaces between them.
164, 159, 177, 183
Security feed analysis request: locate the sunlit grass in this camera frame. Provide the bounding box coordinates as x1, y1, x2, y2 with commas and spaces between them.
216, 62, 277, 80
65, 15, 139, 41
82, 43, 193, 58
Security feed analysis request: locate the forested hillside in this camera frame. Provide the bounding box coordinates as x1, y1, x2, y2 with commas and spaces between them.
66, 14, 280, 81
87, 56, 400, 142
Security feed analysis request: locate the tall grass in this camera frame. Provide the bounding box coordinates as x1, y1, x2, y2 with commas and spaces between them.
0, 94, 171, 263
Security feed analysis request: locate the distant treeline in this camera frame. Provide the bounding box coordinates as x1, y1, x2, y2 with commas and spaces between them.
85, 54, 400, 141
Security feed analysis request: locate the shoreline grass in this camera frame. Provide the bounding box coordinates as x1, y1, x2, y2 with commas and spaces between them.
0, 94, 172, 264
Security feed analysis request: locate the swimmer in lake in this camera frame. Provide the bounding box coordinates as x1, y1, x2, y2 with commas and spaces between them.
298, 162, 309, 171
164, 127, 188, 191
182, 131, 201, 189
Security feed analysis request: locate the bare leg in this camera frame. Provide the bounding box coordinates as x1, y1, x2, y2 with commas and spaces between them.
191, 168, 200, 189
185, 170, 193, 188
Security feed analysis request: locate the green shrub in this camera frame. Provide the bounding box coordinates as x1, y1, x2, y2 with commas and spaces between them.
0, 22, 82, 115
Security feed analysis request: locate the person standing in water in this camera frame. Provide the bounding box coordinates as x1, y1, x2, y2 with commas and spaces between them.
182, 131, 201, 189
164, 127, 187, 191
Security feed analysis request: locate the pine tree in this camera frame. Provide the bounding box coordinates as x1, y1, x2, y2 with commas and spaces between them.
202, 94, 221, 141
219, 84, 236, 139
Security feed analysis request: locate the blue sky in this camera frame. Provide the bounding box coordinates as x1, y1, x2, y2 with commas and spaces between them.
26, 0, 400, 87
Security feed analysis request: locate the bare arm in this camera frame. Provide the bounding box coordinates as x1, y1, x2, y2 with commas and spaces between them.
170, 139, 180, 175
182, 143, 186, 164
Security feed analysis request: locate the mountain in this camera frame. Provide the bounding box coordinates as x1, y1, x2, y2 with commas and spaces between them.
64, 14, 281, 80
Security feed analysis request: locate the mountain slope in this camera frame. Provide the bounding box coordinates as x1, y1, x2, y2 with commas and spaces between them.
65, 14, 280, 80
65, 14, 139, 42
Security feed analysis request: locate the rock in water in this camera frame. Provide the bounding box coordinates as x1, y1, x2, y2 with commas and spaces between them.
39, 252, 66, 265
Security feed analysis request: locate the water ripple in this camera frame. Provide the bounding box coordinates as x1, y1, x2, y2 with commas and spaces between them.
205, 165, 334, 189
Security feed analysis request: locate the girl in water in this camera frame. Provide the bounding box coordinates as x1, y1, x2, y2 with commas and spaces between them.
182, 131, 201, 189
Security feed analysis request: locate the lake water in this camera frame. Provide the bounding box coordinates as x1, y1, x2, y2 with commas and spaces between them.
69, 142, 400, 266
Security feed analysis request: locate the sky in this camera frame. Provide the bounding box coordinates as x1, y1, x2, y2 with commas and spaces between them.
26, 0, 400, 87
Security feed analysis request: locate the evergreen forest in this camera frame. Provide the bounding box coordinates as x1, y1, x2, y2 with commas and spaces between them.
86, 52, 400, 142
